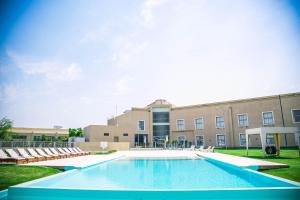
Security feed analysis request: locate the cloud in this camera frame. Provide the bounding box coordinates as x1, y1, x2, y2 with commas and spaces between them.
114, 76, 133, 96
7, 50, 82, 82
140, 0, 168, 28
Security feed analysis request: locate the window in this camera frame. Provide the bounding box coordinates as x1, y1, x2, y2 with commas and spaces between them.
177, 135, 186, 142
153, 112, 169, 123
123, 133, 128, 136
195, 118, 204, 129
153, 125, 169, 137
138, 120, 145, 131
239, 133, 246, 146
216, 134, 226, 147
176, 119, 185, 131
12, 135, 27, 140
262, 111, 274, 125
266, 134, 275, 145
237, 114, 248, 127
33, 136, 41, 141
292, 109, 300, 123
195, 135, 204, 147
104, 133, 109, 136
215, 116, 224, 128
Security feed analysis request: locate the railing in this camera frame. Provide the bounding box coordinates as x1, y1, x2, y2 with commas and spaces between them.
0, 141, 71, 148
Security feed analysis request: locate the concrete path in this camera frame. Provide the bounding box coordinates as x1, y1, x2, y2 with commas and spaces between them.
23, 150, 288, 170
196, 151, 288, 169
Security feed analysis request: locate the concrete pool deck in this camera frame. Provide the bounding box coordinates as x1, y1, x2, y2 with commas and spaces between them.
23, 150, 288, 170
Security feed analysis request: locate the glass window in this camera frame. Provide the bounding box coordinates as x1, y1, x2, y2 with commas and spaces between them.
262, 112, 274, 125
104, 133, 109, 136
292, 109, 300, 123
33, 136, 41, 141
266, 134, 275, 145
195, 118, 204, 129
216, 116, 224, 128
216, 134, 226, 146
153, 112, 169, 123
239, 133, 246, 146
153, 125, 169, 137
177, 136, 186, 142
138, 120, 145, 131
12, 135, 27, 140
176, 119, 185, 131
195, 135, 204, 147
238, 114, 248, 127
123, 133, 128, 136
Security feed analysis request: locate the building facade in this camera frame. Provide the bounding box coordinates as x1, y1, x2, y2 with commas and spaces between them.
84, 92, 300, 148
9, 127, 68, 141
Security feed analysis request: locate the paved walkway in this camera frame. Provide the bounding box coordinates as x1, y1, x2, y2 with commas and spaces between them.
196, 151, 288, 169
23, 150, 288, 170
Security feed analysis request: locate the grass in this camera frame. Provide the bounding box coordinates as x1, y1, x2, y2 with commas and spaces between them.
215, 148, 300, 183
0, 165, 61, 191
92, 150, 117, 155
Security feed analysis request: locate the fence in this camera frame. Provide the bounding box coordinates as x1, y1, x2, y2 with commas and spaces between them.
0, 141, 71, 148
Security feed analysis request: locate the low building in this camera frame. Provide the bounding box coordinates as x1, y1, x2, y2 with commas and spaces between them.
84, 92, 300, 148
9, 127, 68, 141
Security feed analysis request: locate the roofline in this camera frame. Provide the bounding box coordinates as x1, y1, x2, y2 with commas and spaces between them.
172, 92, 300, 110
11, 127, 68, 131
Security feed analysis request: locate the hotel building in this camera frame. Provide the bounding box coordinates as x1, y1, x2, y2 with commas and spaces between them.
84, 92, 300, 148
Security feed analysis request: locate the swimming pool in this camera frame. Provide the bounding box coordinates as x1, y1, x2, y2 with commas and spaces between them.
8, 157, 300, 200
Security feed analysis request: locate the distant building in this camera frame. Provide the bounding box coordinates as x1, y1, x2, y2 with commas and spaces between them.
9, 127, 68, 141
84, 92, 300, 148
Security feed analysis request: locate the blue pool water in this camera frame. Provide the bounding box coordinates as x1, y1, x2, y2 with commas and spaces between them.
8, 157, 300, 200
25, 158, 296, 189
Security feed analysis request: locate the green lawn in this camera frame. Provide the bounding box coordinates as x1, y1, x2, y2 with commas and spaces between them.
0, 165, 61, 191
215, 148, 300, 183
92, 150, 117, 155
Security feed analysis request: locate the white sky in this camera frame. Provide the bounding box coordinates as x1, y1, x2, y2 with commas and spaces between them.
0, 0, 300, 128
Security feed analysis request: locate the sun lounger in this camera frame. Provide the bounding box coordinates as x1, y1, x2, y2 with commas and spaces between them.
49, 148, 69, 158
72, 147, 88, 155
208, 146, 215, 153
57, 148, 74, 157
75, 147, 90, 155
0, 149, 26, 164
35, 148, 56, 159
5, 149, 28, 164
27, 148, 47, 161
17, 148, 38, 162
43, 148, 63, 159
63, 148, 79, 156
68, 148, 83, 156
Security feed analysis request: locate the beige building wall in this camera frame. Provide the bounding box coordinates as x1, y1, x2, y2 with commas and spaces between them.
84, 92, 300, 148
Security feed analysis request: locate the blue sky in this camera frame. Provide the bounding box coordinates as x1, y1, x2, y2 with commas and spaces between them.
0, 0, 300, 128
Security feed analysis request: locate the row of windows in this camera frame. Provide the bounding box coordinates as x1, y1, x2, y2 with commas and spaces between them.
103, 133, 128, 137
136, 109, 300, 132
175, 109, 300, 131
177, 133, 273, 147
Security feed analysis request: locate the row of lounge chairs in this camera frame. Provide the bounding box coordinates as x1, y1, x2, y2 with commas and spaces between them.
0, 147, 90, 164
197, 146, 215, 152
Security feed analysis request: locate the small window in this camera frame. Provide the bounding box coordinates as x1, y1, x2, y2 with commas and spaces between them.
237, 114, 248, 127
104, 133, 109, 136
262, 111, 274, 125
239, 133, 246, 146
138, 120, 145, 131
215, 116, 224, 128
292, 109, 300, 123
216, 134, 226, 147
33, 136, 41, 141
195, 118, 204, 129
123, 133, 128, 136
176, 119, 185, 131
266, 134, 275, 145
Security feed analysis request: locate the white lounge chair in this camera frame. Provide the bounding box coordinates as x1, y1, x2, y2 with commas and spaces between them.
35, 148, 56, 159
75, 147, 90, 155
27, 148, 47, 161
68, 148, 83, 156
204, 146, 212, 152
49, 148, 69, 158
17, 148, 38, 162
0, 149, 26, 164
5, 149, 27, 164
63, 148, 78, 156
43, 148, 62, 159
57, 148, 74, 157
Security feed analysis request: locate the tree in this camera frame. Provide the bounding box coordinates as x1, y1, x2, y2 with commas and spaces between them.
0, 117, 13, 141
68, 128, 83, 137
